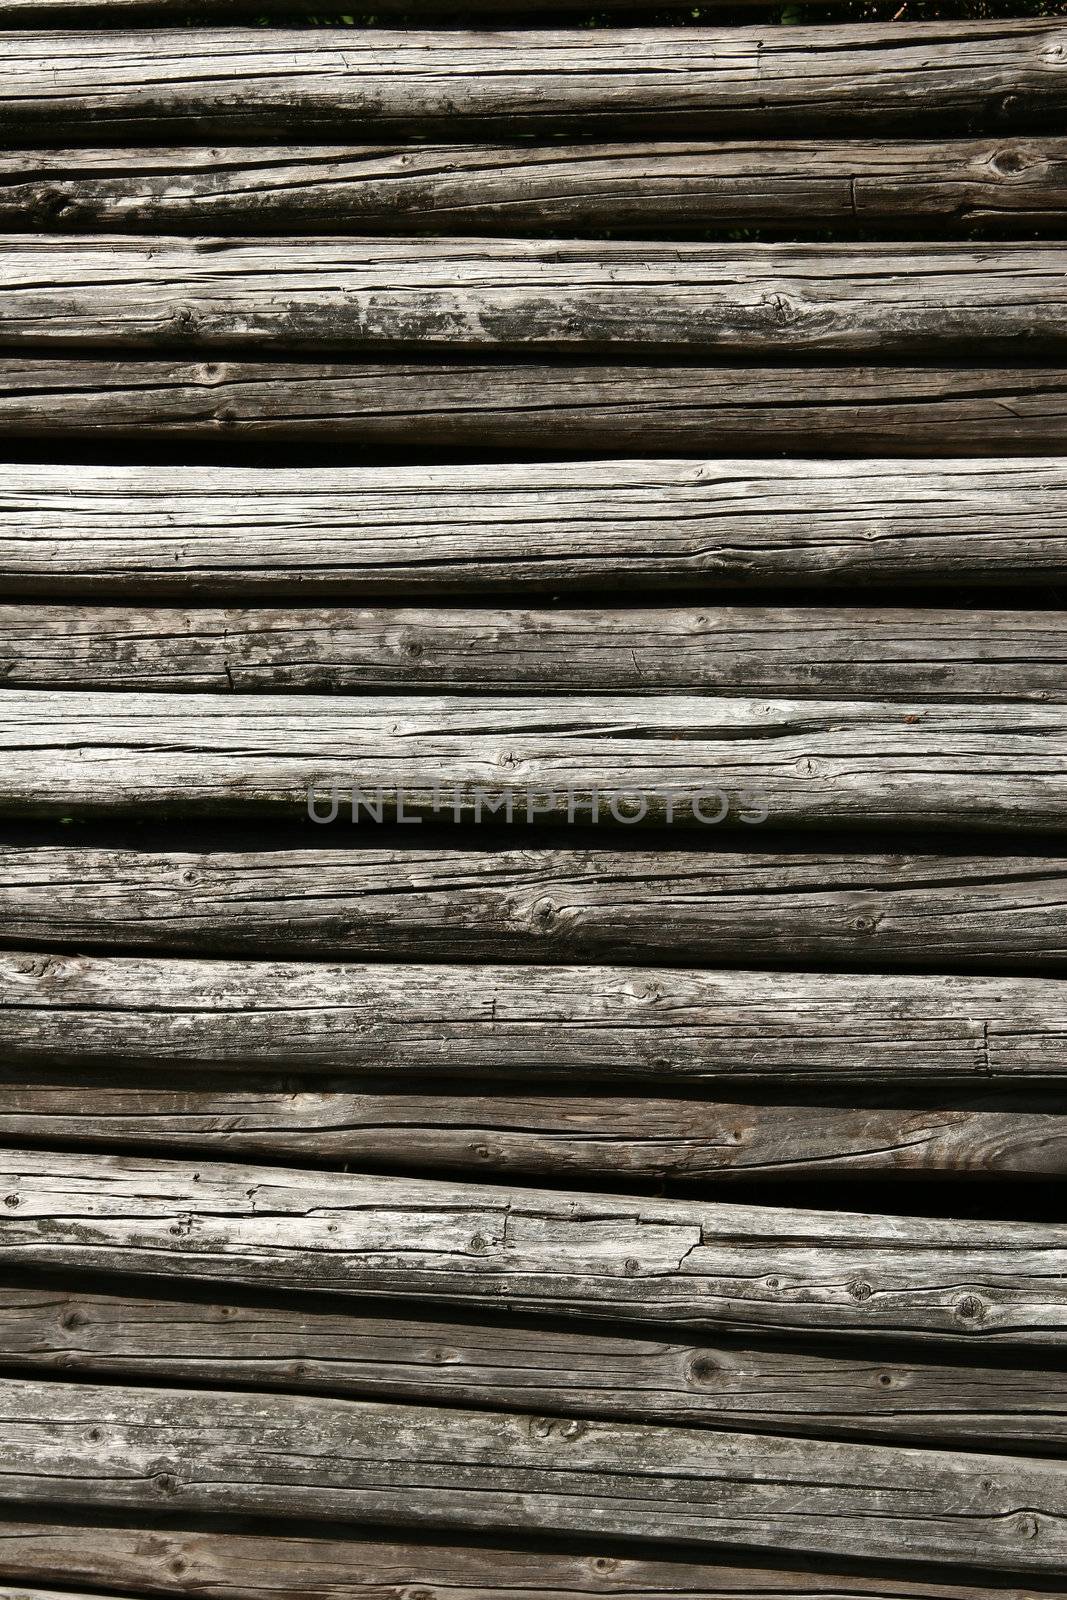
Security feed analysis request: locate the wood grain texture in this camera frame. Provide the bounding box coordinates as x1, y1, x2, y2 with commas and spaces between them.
7, 950, 1066, 1082
1, 24, 1063, 141
1, 362, 1064, 453
3, 1379, 1067, 1573
3, 460, 1067, 599
0, 0, 785, 13
2, 239, 1067, 357
9, 842, 1067, 970
5, 1077, 1067, 1180
0, 1522, 1055, 1600
3, 605, 1066, 698
2, 141, 1065, 235
7, 1283, 1067, 1447
3, 1149, 1067, 1343
5, 689, 1067, 831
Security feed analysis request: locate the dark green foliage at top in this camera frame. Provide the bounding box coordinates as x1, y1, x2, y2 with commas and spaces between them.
253, 0, 1064, 25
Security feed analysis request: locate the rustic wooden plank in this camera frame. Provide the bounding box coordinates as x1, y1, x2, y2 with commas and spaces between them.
0, 0, 786, 13
1, 362, 1063, 453
6, 950, 1063, 1081
6, 1284, 1067, 1447
0, 1590, 131, 1600
3, 460, 1066, 599
5, 1077, 1066, 1180
2, 239, 1066, 357
3, 605, 1066, 698
4, 689, 1067, 831
3, 141, 1064, 234
3, 1149, 1067, 1343
2, 1377, 1067, 1572
1, 24, 1063, 141
0, 1522, 1053, 1600
8, 842, 1067, 970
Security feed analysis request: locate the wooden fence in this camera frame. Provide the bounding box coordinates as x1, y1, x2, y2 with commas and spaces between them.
0, 1, 1066, 1595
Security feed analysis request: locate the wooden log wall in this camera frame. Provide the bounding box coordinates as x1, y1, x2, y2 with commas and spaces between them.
1, 1, 1067, 1597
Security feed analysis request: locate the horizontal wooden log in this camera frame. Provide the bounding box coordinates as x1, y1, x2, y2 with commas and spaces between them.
7, 1283, 1067, 1448
4, 689, 1067, 831
7, 950, 1067, 1082
3, 1148, 1067, 1343
8, 842, 1067, 970
0, 1590, 128, 1600
0, 0, 784, 13
0, 1523, 1053, 1600
3, 460, 1067, 599
2, 239, 1066, 357
4, 1380, 1067, 1573
3, 605, 1066, 699
1, 362, 1064, 454
3, 141, 1065, 235
1, 24, 1063, 141
4, 1077, 1066, 1179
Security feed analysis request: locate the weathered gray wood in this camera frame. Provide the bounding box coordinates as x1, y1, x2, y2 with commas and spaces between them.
0, 0, 787, 13
2, 1377, 1067, 1572
5, 689, 1067, 831
6, 951, 1064, 1081
3, 460, 1066, 598
3, 1149, 1067, 1343
0, 1590, 133, 1600
9, 842, 1067, 970
2, 239, 1066, 357
0, 1522, 1051, 1600
0, 362, 1063, 453
3, 141, 1065, 234
1, 24, 1063, 141
6, 1284, 1067, 1447
5, 1078, 1066, 1180
3, 605, 1065, 699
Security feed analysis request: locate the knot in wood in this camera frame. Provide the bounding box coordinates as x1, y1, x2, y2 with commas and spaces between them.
956, 1293, 985, 1322
849, 1279, 874, 1302
530, 1415, 586, 1442
35, 187, 72, 223
531, 896, 557, 932
687, 1354, 720, 1386
767, 292, 802, 330
991, 147, 1029, 176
